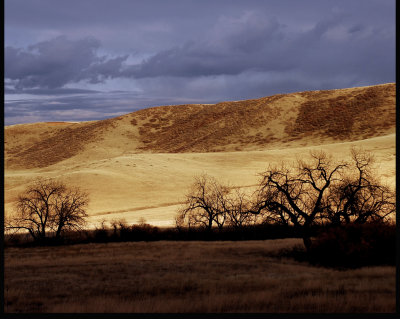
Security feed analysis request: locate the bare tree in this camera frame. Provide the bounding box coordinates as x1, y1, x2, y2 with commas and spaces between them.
253, 151, 347, 252
177, 174, 229, 231
176, 149, 395, 252
5, 179, 89, 242
251, 149, 395, 252
324, 149, 395, 225
52, 187, 89, 239
225, 188, 258, 229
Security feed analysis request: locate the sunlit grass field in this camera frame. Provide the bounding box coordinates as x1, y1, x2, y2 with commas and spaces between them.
4, 238, 395, 313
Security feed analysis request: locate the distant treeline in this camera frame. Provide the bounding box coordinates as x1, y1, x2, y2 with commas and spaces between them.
5, 220, 395, 268
5, 222, 306, 246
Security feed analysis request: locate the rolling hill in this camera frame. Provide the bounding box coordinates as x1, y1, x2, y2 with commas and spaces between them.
4, 83, 396, 226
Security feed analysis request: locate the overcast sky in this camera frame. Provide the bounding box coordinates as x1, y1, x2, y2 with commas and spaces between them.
5, 0, 395, 125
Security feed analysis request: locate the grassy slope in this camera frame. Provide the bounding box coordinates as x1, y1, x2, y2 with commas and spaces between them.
4, 83, 396, 226
5, 83, 395, 168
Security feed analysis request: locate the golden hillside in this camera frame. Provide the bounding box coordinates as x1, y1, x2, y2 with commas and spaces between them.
4, 83, 395, 169
4, 83, 396, 227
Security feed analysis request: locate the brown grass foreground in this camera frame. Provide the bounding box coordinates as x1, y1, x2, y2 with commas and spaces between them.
4, 239, 395, 313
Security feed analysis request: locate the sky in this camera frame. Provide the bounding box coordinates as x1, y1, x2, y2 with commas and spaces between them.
4, 0, 395, 125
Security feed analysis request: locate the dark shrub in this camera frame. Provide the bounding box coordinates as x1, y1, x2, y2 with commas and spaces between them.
308, 222, 395, 268
93, 223, 110, 243
4, 233, 27, 247
131, 223, 159, 241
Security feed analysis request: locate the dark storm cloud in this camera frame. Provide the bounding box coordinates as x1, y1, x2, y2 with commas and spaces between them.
8, 9, 392, 87
5, 13, 294, 87
123, 13, 294, 78
5, 36, 128, 90
124, 11, 394, 85
8, 9, 393, 87
124, 15, 296, 78
4, 0, 395, 124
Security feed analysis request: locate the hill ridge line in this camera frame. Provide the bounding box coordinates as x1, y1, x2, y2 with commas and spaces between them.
4, 83, 395, 169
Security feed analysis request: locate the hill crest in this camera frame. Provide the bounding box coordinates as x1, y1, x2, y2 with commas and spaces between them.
4, 83, 395, 169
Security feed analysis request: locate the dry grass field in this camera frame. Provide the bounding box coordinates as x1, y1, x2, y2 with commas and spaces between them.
4, 239, 395, 313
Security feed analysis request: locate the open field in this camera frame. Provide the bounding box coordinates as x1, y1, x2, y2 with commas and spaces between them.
4, 239, 395, 313
4, 83, 396, 227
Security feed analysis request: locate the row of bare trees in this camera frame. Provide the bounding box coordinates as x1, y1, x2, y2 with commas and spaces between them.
5, 148, 395, 250
5, 179, 89, 242
176, 149, 395, 252
176, 176, 258, 231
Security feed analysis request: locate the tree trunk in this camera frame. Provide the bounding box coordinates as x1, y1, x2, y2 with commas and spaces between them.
28, 229, 37, 241
207, 218, 213, 232
55, 222, 64, 239
302, 226, 312, 253
41, 228, 46, 240
55, 227, 62, 239
303, 236, 312, 253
